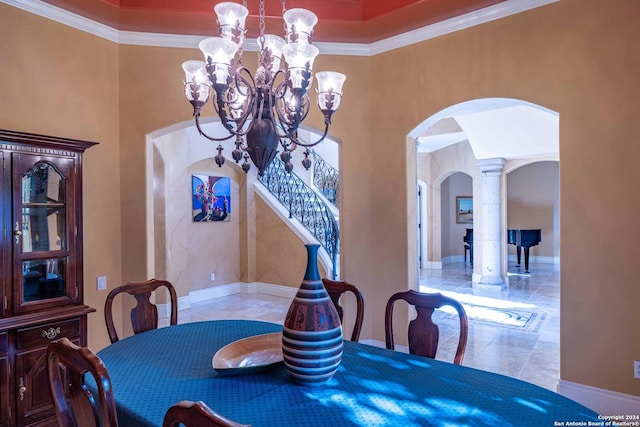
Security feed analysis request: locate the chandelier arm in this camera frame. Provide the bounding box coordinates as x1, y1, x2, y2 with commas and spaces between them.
269, 77, 311, 139
223, 66, 259, 135
268, 74, 296, 139
287, 122, 330, 148
194, 113, 236, 142
272, 97, 311, 139
234, 66, 257, 90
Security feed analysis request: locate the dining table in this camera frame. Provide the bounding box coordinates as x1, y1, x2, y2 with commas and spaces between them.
95, 319, 601, 426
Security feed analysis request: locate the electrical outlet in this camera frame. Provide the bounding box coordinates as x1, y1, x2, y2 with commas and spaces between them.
97, 276, 107, 291
210, 273, 216, 281
635, 361, 640, 379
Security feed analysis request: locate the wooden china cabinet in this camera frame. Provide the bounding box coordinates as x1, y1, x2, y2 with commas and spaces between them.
0, 129, 96, 426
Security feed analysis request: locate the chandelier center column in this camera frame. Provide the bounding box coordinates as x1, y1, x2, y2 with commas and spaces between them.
474, 158, 506, 290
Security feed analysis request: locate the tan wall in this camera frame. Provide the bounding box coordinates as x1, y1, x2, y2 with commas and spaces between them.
0, 4, 122, 350
441, 173, 473, 259
255, 197, 328, 286
1, 0, 639, 398
151, 127, 246, 297
507, 161, 559, 258
369, 0, 640, 396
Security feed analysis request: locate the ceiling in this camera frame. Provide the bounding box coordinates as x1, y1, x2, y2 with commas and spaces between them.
41, 0, 507, 43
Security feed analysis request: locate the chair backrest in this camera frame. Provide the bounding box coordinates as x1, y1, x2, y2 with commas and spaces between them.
322, 278, 365, 341
162, 400, 250, 427
47, 337, 119, 427
104, 278, 178, 343
384, 289, 468, 365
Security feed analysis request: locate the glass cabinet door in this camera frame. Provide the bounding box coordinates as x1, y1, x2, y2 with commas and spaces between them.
12, 153, 77, 313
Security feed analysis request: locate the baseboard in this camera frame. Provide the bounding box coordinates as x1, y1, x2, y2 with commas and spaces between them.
252, 282, 298, 299
158, 282, 297, 317
557, 379, 640, 415
507, 254, 560, 265
360, 339, 409, 353
424, 261, 443, 269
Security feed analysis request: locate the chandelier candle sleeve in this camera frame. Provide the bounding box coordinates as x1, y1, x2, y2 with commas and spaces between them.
214, 2, 248, 45
283, 8, 318, 44
316, 72, 346, 114
198, 38, 238, 91
181, 0, 346, 176
182, 60, 211, 111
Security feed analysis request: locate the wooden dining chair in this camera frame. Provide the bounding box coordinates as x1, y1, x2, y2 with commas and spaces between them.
104, 278, 178, 343
322, 278, 365, 341
47, 337, 119, 427
385, 289, 468, 365
162, 400, 250, 427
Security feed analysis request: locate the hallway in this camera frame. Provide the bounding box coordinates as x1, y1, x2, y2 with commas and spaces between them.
172, 261, 560, 391
419, 261, 560, 391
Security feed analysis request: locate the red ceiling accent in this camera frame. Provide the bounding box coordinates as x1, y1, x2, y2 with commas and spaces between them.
42, 0, 506, 43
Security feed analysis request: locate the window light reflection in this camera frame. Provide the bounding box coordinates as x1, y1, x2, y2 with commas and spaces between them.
304, 384, 509, 426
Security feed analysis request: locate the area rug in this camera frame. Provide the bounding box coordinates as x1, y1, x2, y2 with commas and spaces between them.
438, 304, 545, 330
421, 287, 545, 330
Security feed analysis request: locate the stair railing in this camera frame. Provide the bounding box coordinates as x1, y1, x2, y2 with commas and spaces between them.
258, 158, 339, 279
311, 151, 339, 209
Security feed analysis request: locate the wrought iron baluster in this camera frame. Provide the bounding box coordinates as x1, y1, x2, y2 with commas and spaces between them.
258, 159, 339, 278
311, 151, 339, 208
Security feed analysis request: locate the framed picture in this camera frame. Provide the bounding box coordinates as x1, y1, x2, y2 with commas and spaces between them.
192, 175, 231, 222
456, 196, 473, 223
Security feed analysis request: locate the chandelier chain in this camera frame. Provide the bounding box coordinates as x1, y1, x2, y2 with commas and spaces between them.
259, 0, 266, 42
281, 0, 287, 34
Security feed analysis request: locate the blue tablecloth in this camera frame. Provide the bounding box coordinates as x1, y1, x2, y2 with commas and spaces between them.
96, 320, 600, 426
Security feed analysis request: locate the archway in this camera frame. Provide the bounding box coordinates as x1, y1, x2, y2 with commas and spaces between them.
144, 119, 342, 304
409, 98, 559, 284
406, 98, 561, 389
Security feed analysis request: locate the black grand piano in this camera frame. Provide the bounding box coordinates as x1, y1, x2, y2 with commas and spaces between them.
507, 229, 542, 273
462, 228, 542, 273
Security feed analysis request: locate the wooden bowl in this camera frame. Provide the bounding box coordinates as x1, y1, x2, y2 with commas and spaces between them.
212, 332, 283, 375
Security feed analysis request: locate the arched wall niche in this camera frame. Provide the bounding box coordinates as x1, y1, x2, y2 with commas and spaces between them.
145, 118, 342, 300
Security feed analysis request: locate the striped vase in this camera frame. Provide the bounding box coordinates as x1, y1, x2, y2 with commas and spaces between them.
282, 244, 343, 386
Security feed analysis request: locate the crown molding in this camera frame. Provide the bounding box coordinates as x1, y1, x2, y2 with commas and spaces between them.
1, 0, 558, 56
370, 0, 559, 55
2, 0, 119, 43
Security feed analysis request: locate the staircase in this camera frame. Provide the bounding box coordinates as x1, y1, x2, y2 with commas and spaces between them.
312, 151, 339, 209
258, 157, 340, 279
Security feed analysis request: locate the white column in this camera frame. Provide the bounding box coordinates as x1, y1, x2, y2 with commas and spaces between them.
475, 158, 506, 289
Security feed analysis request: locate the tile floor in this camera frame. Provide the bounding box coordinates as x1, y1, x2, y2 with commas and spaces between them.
174, 261, 560, 391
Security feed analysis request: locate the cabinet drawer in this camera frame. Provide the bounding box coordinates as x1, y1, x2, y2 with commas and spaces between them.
0, 332, 7, 352
16, 319, 81, 350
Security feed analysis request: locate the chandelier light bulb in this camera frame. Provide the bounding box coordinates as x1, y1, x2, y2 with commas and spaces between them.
282, 43, 319, 90
182, 60, 211, 109
214, 2, 249, 45
283, 8, 318, 44
182, 60, 208, 85
260, 35, 286, 73
315, 71, 346, 111
198, 37, 239, 89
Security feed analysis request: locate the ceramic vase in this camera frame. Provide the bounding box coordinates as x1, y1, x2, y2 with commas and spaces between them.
282, 244, 343, 386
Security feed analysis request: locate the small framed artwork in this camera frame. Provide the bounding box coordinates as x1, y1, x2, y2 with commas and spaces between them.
456, 196, 473, 224
192, 175, 231, 222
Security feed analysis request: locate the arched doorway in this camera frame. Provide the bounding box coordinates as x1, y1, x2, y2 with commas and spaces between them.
411, 98, 559, 284
408, 98, 561, 390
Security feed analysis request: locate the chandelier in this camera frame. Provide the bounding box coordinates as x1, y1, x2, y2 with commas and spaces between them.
182, 0, 346, 175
